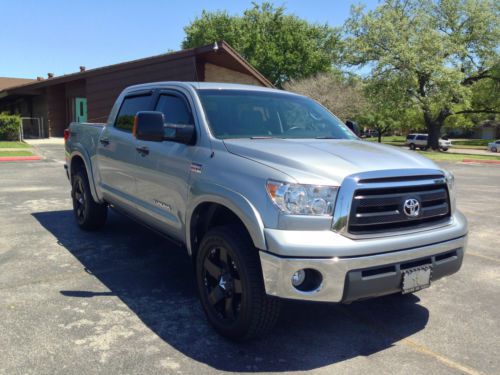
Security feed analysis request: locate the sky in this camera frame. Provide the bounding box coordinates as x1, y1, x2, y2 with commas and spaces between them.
0, 0, 379, 79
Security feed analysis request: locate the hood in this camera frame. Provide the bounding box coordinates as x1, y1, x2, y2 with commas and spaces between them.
223, 138, 439, 185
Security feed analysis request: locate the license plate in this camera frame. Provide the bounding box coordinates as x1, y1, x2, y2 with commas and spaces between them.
402, 266, 432, 294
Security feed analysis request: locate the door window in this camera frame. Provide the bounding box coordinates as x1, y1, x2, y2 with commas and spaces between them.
115, 94, 152, 132
155, 94, 193, 125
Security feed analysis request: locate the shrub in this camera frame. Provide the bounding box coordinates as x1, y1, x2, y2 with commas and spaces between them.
0, 113, 22, 141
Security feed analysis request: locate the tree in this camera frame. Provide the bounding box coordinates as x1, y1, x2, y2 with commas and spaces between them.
283, 72, 367, 121
183, 3, 341, 87
344, 0, 500, 149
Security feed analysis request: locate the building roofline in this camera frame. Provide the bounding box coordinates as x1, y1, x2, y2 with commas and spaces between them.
0, 41, 272, 97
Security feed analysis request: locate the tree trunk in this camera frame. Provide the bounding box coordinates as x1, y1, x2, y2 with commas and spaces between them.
424, 110, 447, 150
377, 132, 382, 143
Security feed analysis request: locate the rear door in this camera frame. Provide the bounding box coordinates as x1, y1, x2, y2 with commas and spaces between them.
96, 92, 153, 210
133, 90, 197, 241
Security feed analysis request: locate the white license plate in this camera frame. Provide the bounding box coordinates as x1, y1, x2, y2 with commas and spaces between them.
402, 266, 432, 294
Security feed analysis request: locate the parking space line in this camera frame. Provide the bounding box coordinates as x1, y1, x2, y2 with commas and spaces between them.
338, 306, 484, 375
401, 338, 483, 375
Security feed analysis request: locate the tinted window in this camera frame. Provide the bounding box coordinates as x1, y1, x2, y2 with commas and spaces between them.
197, 90, 356, 140
416, 135, 428, 141
155, 95, 193, 125
115, 95, 152, 132
407, 134, 415, 140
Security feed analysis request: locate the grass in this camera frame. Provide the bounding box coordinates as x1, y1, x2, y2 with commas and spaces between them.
417, 151, 500, 162
365, 136, 406, 146
0, 150, 34, 157
367, 136, 496, 150
0, 141, 31, 148
451, 138, 494, 147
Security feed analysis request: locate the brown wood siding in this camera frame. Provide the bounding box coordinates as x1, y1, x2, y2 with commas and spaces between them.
86, 56, 196, 122
46, 85, 66, 136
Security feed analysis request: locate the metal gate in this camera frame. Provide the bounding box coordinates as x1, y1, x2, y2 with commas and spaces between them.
20, 117, 45, 139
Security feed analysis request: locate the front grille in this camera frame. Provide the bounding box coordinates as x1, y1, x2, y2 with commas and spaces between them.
348, 182, 451, 234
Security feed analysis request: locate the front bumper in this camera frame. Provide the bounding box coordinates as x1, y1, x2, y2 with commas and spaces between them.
260, 212, 468, 303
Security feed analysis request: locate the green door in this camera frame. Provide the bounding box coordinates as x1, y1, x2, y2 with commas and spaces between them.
75, 97, 88, 122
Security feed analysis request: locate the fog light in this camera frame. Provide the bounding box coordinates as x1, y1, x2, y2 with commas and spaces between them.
291, 269, 306, 286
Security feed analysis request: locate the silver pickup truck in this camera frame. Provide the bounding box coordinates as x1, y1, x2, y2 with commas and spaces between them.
64, 82, 468, 340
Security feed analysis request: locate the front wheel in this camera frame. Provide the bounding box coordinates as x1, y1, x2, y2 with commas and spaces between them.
409, 143, 416, 150
441, 147, 448, 151
492, 147, 498, 153
196, 225, 281, 340
72, 170, 107, 230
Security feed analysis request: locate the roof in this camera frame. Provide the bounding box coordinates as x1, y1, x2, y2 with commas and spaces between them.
0, 41, 272, 98
0, 77, 34, 91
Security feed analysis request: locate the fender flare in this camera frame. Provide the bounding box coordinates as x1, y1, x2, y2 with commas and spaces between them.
186, 182, 267, 255
69, 147, 102, 203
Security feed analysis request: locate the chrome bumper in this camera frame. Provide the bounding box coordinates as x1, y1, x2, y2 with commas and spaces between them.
260, 215, 468, 302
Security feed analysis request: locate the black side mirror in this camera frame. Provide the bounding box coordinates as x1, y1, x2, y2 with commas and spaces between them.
345, 120, 360, 137
134, 111, 164, 142
165, 123, 196, 144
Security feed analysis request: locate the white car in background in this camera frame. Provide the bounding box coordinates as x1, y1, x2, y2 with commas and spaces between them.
488, 140, 500, 152
406, 134, 452, 151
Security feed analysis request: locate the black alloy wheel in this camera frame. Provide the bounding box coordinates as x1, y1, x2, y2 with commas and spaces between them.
71, 170, 107, 230
196, 225, 280, 340
202, 246, 243, 322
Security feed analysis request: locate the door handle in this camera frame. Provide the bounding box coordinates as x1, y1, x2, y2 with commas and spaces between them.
99, 138, 110, 146
136, 146, 150, 156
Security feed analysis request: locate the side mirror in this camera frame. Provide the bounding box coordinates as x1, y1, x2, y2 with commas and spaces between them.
164, 123, 196, 144
345, 120, 360, 137
134, 111, 164, 142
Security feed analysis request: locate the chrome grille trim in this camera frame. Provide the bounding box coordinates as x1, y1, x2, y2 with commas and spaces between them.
332, 169, 453, 239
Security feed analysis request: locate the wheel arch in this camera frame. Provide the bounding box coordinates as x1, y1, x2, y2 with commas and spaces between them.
69, 150, 101, 203
187, 190, 267, 258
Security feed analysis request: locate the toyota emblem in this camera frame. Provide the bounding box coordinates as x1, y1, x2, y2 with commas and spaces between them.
403, 198, 420, 217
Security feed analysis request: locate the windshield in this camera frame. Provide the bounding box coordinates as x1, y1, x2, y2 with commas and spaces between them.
197, 89, 357, 140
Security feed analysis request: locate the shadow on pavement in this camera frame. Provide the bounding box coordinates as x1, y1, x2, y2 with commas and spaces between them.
33, 209, 429, 372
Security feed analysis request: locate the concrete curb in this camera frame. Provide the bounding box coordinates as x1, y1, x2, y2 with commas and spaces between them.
0, 156, 42, 162
463, 159, 500, 165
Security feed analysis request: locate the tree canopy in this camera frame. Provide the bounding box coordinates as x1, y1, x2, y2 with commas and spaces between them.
284, 72, 367, 122
182, 2, 341, 87
343, 0, 500, 148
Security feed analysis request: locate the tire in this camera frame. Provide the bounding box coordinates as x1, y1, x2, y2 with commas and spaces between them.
71, 169, 107, 230
420, 146, 428, 151
409, 143, 416, 150
492, 147, 498, 153
196, 225, 281, 340
441, 147, 448, 151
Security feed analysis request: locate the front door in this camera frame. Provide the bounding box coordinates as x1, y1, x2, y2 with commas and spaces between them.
75, 97, 87, 122
96, 93, 153, 211
133, 91, 196, 241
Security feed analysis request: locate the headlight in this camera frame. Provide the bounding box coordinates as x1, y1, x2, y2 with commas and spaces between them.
443, 170, 456, 211
266, 180, 338, 216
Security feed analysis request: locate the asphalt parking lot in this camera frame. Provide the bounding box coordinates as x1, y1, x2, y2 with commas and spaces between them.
0, 142, 499, 375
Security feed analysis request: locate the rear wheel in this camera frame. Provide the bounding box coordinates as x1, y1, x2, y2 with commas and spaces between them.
441, 147, 448, 152
196, 225, 280, 340
72, 170, 107, 230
